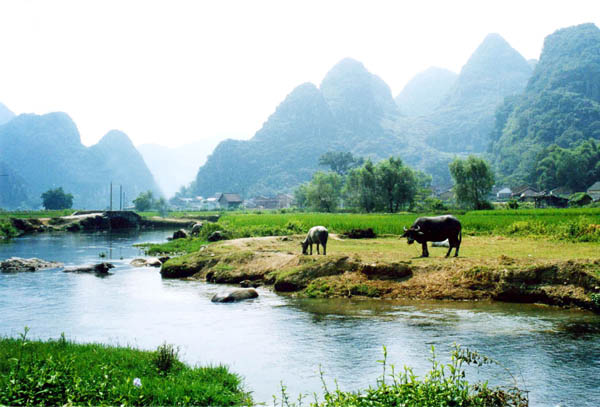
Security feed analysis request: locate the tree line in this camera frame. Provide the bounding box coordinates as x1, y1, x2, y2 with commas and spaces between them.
294, 152, 494, 212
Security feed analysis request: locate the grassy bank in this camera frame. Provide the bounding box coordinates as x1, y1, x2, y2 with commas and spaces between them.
0, 330, 251, 406
139, 208, 600, 256
158, 234, 600, 311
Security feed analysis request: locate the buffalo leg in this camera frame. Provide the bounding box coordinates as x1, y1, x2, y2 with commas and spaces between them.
310, 244, 313, 255
421, 242, 429, 257
317, 244, 320, 255
445, 246, 452, 258
323, 243, 326, 255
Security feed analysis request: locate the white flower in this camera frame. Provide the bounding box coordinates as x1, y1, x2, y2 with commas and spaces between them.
133, 377, 142, 388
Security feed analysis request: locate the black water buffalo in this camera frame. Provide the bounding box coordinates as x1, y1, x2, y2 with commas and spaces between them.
401, 215, 462, 258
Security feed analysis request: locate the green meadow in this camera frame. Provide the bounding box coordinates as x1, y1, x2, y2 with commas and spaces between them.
213, 208, 600, 241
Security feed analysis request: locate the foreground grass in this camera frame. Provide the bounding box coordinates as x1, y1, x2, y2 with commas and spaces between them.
0, 330, 251, 406
277, 346, 527, 407
0, 331, 528, 407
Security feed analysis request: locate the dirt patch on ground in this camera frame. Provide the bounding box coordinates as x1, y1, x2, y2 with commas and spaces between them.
160, 236, 600, 312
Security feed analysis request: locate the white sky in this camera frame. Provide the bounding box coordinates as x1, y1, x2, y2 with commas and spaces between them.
0, 0, 598, 148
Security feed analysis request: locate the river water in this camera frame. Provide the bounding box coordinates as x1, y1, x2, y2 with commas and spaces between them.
1, 231, 599, 406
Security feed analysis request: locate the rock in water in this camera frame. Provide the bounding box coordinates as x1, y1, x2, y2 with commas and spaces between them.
211, 288, 259, 303
130, 258, 162, 267
240, 280, 261, 288
0, 257, 63, 273
63, 262, 115, 275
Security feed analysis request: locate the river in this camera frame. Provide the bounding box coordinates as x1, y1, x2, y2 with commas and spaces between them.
1, 231, 599, 406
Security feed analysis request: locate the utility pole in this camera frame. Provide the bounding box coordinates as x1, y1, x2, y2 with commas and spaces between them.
110, 182, 113, 211
119, 185, 123, 210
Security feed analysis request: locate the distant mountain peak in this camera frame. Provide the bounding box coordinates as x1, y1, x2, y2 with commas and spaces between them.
424, 33, 532, 153
459, 33, 531, 79
320, 57, 398, 123
527, 23, 600, 98
395, 67, 457, 116
97, 129, 135, 149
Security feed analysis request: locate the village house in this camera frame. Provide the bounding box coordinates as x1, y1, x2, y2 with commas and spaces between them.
496, 187, 512, 200
437, 187, 454, 202
511, 185, 539, 200
533, 194, 569, 208
518, 189, 544, 203
588, 181, 600, 201
217, 193, 243, 210
549, 186, 574, 198
202, 196, 220, 210
251, 194, 295, 209
276, 193, 294, 208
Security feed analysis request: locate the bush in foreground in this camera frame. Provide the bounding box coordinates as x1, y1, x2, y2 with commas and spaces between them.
275, 345, 528, 407
0, 329, 251, 406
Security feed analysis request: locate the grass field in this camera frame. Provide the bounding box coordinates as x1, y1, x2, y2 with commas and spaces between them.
0, 210, 74, 220
208, 208, 600, 242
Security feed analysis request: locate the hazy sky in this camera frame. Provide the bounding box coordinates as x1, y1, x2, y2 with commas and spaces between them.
0, 0, 598, 148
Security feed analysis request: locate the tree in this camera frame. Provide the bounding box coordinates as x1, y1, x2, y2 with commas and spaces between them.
156, 197, 169, 217
294, 183, 309, 210
344, 160, 380, 212
305, 172, 343, 212
531, 140, 600, 191
133, 191, 155, 211
318, 152, 364, 176
41, 187, 73, 210
449, 156, 495, 209
375, 157, 418, 212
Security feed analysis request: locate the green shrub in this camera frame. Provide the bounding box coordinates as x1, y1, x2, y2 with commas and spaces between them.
153, 342, 180, 374
275, 345, 528, 407
507, 200, 519, 209
349, 284, 380, 297
0, 221, 18, 239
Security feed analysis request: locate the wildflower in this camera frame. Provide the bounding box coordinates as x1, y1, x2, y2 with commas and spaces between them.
133, 377, 142, 388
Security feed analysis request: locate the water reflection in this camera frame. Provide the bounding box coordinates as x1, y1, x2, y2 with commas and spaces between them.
1, 232, 599, 406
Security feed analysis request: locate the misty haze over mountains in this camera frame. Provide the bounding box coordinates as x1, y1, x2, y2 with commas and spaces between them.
1, 23, 599, 208
0, 113, 160, 209
188, 29, 537, 198
137, 140, 221, 198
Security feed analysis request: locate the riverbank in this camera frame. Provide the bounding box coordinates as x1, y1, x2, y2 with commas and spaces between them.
1, 333, 529, 407
0, 331, 251, 406
0, 211, 214, 237
159, 234, 600, 312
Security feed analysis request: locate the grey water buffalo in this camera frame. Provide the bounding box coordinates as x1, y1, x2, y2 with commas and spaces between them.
401, 215, 462, 258
301, 226, 329, 255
